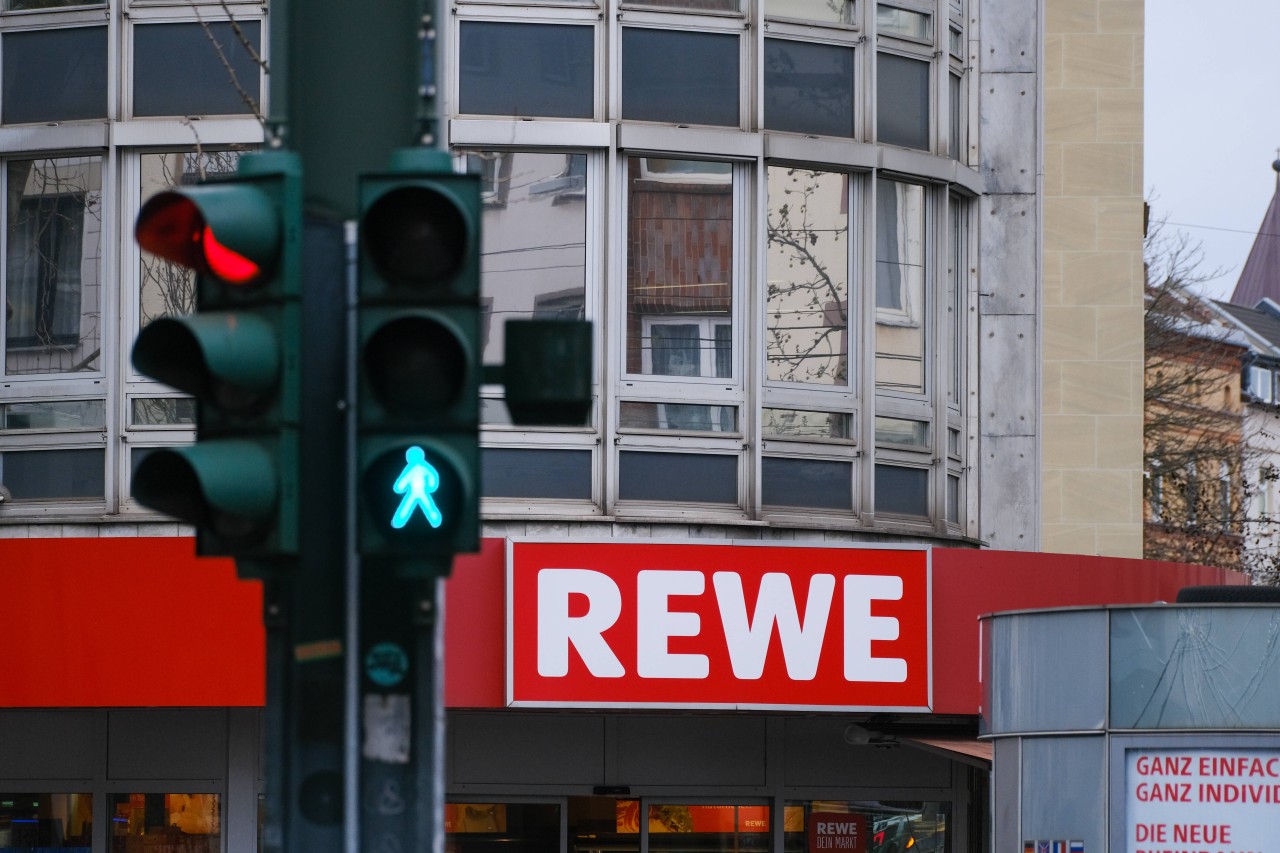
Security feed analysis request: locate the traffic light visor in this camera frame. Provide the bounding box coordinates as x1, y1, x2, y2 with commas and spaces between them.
136, 186, 280, 287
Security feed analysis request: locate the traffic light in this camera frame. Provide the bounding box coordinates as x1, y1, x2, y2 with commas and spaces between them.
130, 151, 301, 561
356, 149, 480, 565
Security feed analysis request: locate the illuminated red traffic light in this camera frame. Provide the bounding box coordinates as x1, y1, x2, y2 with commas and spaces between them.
136, 186, 279, 288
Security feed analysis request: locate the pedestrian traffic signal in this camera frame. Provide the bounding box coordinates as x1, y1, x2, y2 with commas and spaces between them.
130, 152, 301, 562
356, 149, 480, 565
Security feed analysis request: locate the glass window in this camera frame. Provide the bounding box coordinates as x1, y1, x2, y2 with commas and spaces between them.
1249, 364, 1274, 403
762, 408, 852, 441
133, 22, 263, 117
766, 167, 849, 385
2, 27, 107, 124
874, 463, 927, 516
458, 22, 594, 119
620, 401, 738, 432
874, 180, 925, 394
763, 0, 853, 25
445, 802, 560, 850
877, 4, 931, 40
622, 29, 739, 127
949, 73, 966, 160
139, 150, 247, 328
0, 400, 104, 431
481, 448, 592, 499
763, 40, 855, 138
874, 416, 928, 448
5, 157, 103, 376
619, 451, 737, 503
0, 793, 92, 850
468, 151, 587, 369
0, 448, 105, 499
876, 53, 930, 151
626, 157, 735, 378
110, 793, 220, 853
6, 0, 102, 7
131, 397, 196, 427
783, 800, 949, 853
946, 472, 959, 523
762, 457, 852, 509
645, 804, 769, 853
630, 0, 739, 11
947, 197, 967, 404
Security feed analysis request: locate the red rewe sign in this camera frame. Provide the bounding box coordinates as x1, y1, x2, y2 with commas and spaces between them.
506, 541, 931, 710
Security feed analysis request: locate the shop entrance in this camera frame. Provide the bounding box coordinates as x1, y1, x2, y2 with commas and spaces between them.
445, 797, 948, 853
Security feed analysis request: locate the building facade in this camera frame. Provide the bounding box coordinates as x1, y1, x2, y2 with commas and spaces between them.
0, 0, 1159, 851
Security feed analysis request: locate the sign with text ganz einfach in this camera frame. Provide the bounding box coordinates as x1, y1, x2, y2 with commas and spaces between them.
506, 540, 930, 710
1127, 747, 1280, 853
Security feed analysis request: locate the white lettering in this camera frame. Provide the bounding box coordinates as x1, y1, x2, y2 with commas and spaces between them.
536, 569, 625, 678
843, 575, 907, 682
714, 572, 835, 680
637, 570, 709, 678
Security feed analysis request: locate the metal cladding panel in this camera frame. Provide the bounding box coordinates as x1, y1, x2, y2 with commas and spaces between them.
450, 712, 605, 786
108, 710, 228, 779
0, 710, 97, 777
616, 716, 766, 786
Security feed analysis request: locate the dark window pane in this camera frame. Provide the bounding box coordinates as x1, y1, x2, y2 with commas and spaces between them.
947, 473, 960, 523
2, 27, 107, 123
619, 451, 736, 503
762, 457, 852, 509
764, 39, 855, 137
875, 463, 928, 516
459, 22, 594, 119
482, 448, 591, 499
134, 22, 262, 117
877, 52, 930, 150
622, 29, 739, 127
0, 792, 92, 849
1, 448, 104, 499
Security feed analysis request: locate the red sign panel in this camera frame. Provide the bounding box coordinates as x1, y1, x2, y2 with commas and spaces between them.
507, 541, 930, 710
809, 813, 867, 853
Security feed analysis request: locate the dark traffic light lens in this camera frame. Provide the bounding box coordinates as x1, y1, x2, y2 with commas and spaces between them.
362, 186, 468, 289
363, 315, 468, 416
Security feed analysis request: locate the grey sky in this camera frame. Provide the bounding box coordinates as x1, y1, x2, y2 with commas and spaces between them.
1145, 0, 1280, 300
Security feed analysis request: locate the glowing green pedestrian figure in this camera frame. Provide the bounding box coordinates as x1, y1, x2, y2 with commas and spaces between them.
390, 446, 443, 529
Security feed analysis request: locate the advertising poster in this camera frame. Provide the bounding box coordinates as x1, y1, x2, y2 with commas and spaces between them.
1126, 748, 1280, 853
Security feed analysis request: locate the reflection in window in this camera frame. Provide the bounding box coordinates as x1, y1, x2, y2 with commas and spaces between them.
783, 800, 949, 853
763, 0, 853, 25
444, 801, 560, 848
110, 793, 220, 853
764, 39, 855, 138
139, 151, 246, 327
131, 397, 197, 427
767, 167, 849, 385
627, 157, 734, 378
877, 4, 931, 40
620, 401, 737, 433
1, 399, 104, 431
874, 416, 928, 448
469, 151, 587, 369
0, 793, 92, 851
5, 157, 102, 376
874, 180, 925, 394
762, 408, 851, 440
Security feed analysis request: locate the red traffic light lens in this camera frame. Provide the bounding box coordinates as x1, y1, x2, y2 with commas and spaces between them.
136, 192, 263, 286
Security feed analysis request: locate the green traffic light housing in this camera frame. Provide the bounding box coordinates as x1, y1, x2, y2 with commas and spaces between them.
130, 152, 302, 561
356, 150, 481, 564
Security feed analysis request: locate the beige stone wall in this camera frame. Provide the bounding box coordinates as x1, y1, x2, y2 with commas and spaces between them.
1041, 0, 1145, 557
